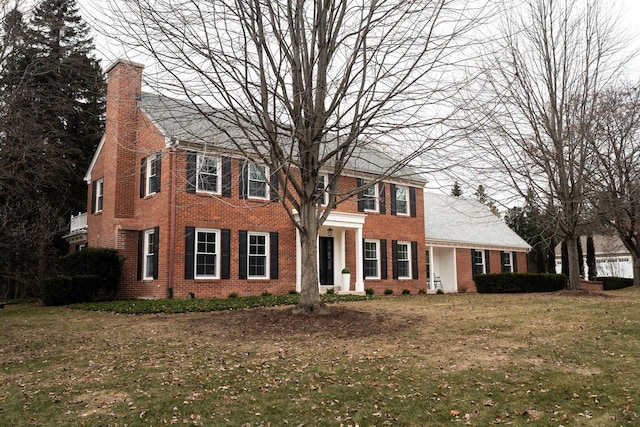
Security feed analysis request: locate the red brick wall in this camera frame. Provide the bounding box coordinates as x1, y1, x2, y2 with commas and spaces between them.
455, 248, 529, 292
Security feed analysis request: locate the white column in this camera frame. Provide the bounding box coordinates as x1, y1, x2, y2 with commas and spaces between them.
355, 226, 364, 292
452, 248, 458, 292
429, 246, 435, 290
295, 228, 301, 292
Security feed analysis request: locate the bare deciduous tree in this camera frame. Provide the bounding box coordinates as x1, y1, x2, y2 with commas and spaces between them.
589, 84, 640, 285
107, 0, 482, 312
468, 0, 629, 290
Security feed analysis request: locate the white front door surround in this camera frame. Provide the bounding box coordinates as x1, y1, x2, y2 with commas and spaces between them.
295, 211, 366, 293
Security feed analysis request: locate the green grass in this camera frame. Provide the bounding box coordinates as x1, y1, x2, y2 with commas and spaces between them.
2, 288, 640, 426
71, 292, 375, 313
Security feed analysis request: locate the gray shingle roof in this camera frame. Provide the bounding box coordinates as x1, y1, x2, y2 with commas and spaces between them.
139, 93, 425, 183
424, 193, 531, 250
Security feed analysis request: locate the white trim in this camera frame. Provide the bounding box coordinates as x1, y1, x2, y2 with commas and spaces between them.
317, 174, 329, 206
196, 155, 222, 195
425, 240, 531, 252
143, 229, 156, 281
95, 178, 104, 213
84, 135, 105, 182
394, 185, 409, 216
364, 239, 381, 279
501, 251, 513, 273
247, 162, 270, 200
362, 182, 379, 212
145, 155, 159, 196
247, 231, 270, 279
194, 228, 221, 279
396, 241, 411, 279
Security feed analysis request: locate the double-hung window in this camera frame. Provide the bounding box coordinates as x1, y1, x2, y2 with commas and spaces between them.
364, 240, 380, 279
316, 175, 329, 206
145, 154, 161, 195
197, 155, 221, 193
195, 229, 219, 278
395, 186, 408, 215
501, 251, 513, 273
95, 178, 104, 213
248, 163, 268, 199
143, 229, 157, 280
396, 242, 411, 279
248, 232, 268, 278
473, 250, 486, 275
363, 182, 378, 212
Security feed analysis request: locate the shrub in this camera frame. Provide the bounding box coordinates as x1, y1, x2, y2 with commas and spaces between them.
436, 289, 444, 295
458, 285, 468, 293
402, 289, 411, 295
384, 289, 393, 295
228, 292, 239, 298
599, 277, 634, 290
41, 275, 106, 306
58, 248, 123, 294
475, 273, 566, 294
418, 289, 426, 295
261, 291, 272, 297
325, 287, 336, 295
288, 290, 299, 295
365, 288, 375, 295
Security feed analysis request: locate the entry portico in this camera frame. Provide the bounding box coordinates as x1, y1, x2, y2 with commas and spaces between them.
295, 211, 366, 293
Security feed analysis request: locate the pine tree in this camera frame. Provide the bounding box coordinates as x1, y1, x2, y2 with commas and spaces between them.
451, 181, 462, 197
586, 235, 597, 280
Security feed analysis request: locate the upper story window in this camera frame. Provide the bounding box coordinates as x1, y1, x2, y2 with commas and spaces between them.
395, 186, 408, 215
362, 182, 378, 212
197, 155, 221, 194
364, 240, 380, 279
92, 178, 104, 214
316, 175, 329, 206
248, 163, 268, 199
141, 153, 161, 197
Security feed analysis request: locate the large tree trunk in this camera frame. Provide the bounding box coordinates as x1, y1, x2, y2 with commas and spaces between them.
634, 255, 640, 287
293, 202, 326, 315
566, 237, 582, 290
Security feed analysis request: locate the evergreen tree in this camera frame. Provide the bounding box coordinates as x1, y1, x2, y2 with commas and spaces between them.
586, 235, 597, 280
451, 181, 462, 197
0, 0, 105, 297
576, 237, 584, 278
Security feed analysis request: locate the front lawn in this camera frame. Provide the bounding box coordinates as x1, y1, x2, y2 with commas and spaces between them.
1, 288, 639, 426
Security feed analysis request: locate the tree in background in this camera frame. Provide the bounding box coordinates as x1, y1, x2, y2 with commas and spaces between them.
0, 0, 104, 298
451, 181, 463, 197
586, 235, 597, 281
469, 0, 628, 290
474, 184, 499, 216
576, 237, 584, 278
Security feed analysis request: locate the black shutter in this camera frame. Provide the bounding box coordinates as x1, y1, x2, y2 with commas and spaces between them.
153, 226, 160, 279
221, 156, 232, 197
411, 241, 418, 279
378, 183, 386, 214
409, 187, 417, 218
357, 178, 364, 211
270, 232, 279, 279
184, 227, 195, 279
221, 229, 231, 279
239, 160, 248, 199
154, 153, 161, 193
186, 152, 197, 193
471, 249, 477, 276
392, 240, 398, 279
91, 180, 97, 214
512, 252, 518, 272
137, 231, 143, 280
390, 183, 397, 215
270, 171, 279, 202
500, 251, 507, 272
485, 250, 491, 274
140, 157, 146, 198
380, 239, 388, 279
361, 238, 366, 276
239, 230, 248, 279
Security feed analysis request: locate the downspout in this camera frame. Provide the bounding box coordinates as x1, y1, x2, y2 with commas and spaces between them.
167, 139, 177, 298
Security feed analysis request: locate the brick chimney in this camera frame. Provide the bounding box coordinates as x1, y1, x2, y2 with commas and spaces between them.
104, 59, 144, 219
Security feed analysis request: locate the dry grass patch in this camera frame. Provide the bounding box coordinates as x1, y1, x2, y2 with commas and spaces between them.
2, 289, 640, 425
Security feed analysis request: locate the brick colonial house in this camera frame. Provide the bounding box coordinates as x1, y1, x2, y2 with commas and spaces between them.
424, 193, 530, 292
80, 59, 427, 299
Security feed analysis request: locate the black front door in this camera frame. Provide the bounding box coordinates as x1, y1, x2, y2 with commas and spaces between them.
319, 236, 334, 286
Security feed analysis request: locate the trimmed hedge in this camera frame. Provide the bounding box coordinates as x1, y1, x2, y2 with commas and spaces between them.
41, 275, 107, 306
58, 248, 123, 293
475, 273, 567, 294
598, 276, 634, 290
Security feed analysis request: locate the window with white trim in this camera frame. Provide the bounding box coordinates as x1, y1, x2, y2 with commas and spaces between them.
501, 252, 513, 272
363, 182, 378, 212
248, 163, 268, 199
197, 155, 221, 194
316, 175, 329, 206
396, 242, 411, 278
146, 155, 160, 195
195, 228, 220, 278
248, 232, 269, 278
364, 240, 380, 279
143, 229, 156, 280
95, 178, 104, 212
473, 250, 486, 274
395, 186, 408, 215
